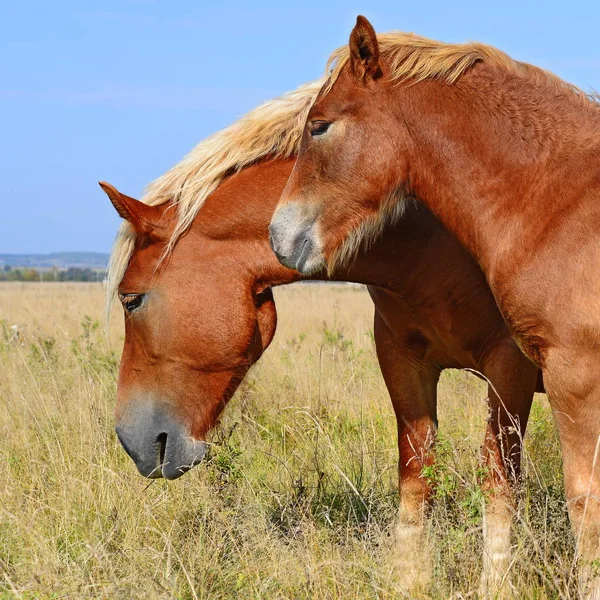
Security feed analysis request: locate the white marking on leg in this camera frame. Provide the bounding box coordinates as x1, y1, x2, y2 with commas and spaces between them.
480, 500, 514, 599
389, 503, 431, 594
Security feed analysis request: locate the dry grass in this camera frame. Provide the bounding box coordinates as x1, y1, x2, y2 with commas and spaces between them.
0, 282, 575, 599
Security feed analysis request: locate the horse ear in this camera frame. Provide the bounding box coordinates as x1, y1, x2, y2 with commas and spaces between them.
99, 181, 169, 239
349, 15, 382, 83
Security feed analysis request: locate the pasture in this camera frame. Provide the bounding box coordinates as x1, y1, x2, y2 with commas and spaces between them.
0, 282, 574, 598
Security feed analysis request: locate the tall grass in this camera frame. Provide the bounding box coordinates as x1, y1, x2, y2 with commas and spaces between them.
0, 282, 574, 598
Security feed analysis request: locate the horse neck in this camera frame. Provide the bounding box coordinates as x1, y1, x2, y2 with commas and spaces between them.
190, 158, 301, 287
398, 64, 600, 277
191, 157, 404, 289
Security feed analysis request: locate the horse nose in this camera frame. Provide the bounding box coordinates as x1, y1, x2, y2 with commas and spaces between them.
269, 221, 312, 272
115, 402, 207, 480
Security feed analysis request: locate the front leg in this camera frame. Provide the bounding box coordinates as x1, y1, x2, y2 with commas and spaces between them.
480, 338, 538, 599
542, 348, 600, 599
374, 307, 439, 593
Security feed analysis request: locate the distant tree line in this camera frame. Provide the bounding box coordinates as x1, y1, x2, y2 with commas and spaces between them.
0, 265, 105, 282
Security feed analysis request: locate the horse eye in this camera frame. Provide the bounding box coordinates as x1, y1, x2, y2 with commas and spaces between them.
310, 121, 331, 137
119, 293, 145, 313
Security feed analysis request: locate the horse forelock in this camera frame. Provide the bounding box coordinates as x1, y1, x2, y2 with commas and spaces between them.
104, 79, 324, 320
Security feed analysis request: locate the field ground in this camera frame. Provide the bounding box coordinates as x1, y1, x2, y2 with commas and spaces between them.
0, 283, 575, 598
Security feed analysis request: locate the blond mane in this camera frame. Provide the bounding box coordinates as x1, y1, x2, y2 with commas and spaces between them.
106, 31, 597, 321
105, 79, 323, 319
325, 31, 597, 103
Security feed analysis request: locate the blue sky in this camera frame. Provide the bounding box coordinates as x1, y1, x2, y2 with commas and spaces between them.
1, 0, 598, 253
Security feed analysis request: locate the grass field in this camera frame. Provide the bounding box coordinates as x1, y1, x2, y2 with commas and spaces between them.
0, 282, 577, 598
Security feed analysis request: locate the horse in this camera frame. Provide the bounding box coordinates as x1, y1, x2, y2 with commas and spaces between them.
101, 81, 538, 596
268, 16, 600, 596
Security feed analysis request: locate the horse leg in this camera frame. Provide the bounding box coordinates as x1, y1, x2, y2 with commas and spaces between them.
479, 340, 537, 599
543, 352, 600, 598
374, 309, 438, 592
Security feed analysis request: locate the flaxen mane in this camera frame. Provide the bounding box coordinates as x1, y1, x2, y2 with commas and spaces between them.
325, 31, 598, 104
105, 79, 323, 318
106, 32, 597, 319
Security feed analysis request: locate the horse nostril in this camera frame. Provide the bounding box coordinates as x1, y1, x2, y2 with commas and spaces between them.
300, 237, 308, 254
156, 432, 167, 466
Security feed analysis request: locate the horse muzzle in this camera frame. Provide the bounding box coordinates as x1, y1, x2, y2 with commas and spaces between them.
269, 203, 325, 274
115, 401, 207, 480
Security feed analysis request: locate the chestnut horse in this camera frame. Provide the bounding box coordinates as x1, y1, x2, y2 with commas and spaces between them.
269, 17, 600, 596
102, 83, 538, 595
